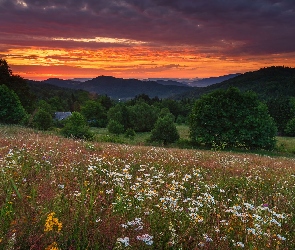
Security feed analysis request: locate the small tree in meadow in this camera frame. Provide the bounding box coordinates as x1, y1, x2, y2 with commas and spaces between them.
81, 100, 107, 127
107, 119, 125, 135
150, 115, 180, 145
32, 109, 53, 130
285, 118, 295, 136
107, 103, 131, 130
129, 102, 158, 132
61, 112, 93, 140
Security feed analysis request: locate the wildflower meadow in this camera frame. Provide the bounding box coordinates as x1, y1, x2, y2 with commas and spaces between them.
0, 125, 295, 249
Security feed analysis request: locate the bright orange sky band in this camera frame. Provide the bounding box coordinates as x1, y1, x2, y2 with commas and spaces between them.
4, 44, 295, 81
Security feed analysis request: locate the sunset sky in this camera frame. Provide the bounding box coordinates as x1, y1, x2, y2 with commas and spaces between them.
1, 0, 295, 80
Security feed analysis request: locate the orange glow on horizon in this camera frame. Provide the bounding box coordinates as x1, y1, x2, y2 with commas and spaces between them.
3, 46, 295, 80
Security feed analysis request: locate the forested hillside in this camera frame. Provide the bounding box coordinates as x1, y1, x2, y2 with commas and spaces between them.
42, 76, 193, 100
176, 66, 295, 100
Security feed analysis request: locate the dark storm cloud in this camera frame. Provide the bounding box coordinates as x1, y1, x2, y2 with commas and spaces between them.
0, 0, 294, 55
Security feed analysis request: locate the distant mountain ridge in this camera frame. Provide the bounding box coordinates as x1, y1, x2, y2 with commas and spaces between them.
188, 73, 241, 87
32, 66, 295, 100
146, 74, 240, 87
154, 79, 188, 87
42, 76, 194, 100
174, 66, 295, 100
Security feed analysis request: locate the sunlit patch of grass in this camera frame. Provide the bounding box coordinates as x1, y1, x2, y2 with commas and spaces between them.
276, 136, 295, 154
91, 127, 152, 145
1, 124, 295, 249
176, 124, 190, 140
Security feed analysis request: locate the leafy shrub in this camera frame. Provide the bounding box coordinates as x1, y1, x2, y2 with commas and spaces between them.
0, 84, 27, 124
285, 118, 295, 136
150, 115, 180, 145
129, 102, 158, 132
266, 97, 295, 135
99, 134, 124, 143
190, 87, 277, 150
32, 109, 53, 130
107, 103, 131, 130
107, 119, 125, 134
125, 128, 136, 139
61, 112, 93, 140
81, 100, 107, 127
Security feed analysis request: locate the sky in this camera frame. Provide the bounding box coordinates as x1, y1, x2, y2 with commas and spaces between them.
0, 0, 295, 80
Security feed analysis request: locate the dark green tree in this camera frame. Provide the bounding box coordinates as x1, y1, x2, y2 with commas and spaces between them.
125, 128, 136, 139
61, 112, 93, 140
32, 109, 53, 130
128, 102, 158, 132
266, 97, 295, 135
81, 100, 107, 127
190, 87, 277, 150
97, 95, 114, 111
158, 108, 175, 120
107, 103, 131, 131
0, 59, 35, 112
36, 100, 54, 115
129, 94, 152, 105
285, 118, 295, 136
107, 119, 125, 134
48, 96, 65, 112
150, 115, 180, 145
0, 84, 27, 124
0, 59, 12, 77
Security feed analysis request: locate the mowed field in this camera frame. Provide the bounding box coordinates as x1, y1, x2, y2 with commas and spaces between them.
1, 125, 295, 249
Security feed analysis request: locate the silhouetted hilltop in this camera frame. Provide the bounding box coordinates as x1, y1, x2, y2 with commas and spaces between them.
175, 66, 295, 100
40, 76, 193, 99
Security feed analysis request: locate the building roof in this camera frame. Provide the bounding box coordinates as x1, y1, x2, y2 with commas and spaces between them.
54, 112, 72, 121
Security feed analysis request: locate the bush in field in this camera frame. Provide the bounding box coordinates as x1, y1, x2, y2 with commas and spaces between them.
81, 100, 107, 127
190, 87, 277, 150
61, 112, 93, 140
32, 109, 53, 130
158, 107, 175, 121
125, 128, 136, 139
285, 118, 295, 136
129, 102, 158, 132
266, 97, 295, 135
0, 84, 27, 124
150, 115, 180, 144
107, 119, 125, 134
107, 103, 131, 130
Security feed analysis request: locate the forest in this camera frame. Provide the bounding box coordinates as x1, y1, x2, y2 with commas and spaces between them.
1, 58, 295, 150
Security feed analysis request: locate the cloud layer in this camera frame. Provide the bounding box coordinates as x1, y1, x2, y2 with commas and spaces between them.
1, 0, 294, 79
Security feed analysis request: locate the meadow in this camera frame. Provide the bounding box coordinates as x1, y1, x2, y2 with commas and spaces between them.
1, 125, 295, 249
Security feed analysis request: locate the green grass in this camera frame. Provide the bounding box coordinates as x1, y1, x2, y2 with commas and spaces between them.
276, 136, 295, 154
90, 125, 192, 149
91, 125, 295, 157
91, 127, 151, 145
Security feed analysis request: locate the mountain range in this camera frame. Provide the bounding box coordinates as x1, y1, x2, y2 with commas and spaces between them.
32, 74, 238, 100
28, 66, 295, 100
175, 66, 295, 100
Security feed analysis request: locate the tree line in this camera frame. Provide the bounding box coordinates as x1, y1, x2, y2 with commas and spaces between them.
1, 58, 295, 149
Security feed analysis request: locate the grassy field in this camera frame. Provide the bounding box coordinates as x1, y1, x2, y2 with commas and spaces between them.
1, 125, 295, 249
91, 125, 295, 157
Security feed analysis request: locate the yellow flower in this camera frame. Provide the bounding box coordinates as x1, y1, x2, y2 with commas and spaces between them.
44, 212, 62, 233
45, 242, 60, 250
